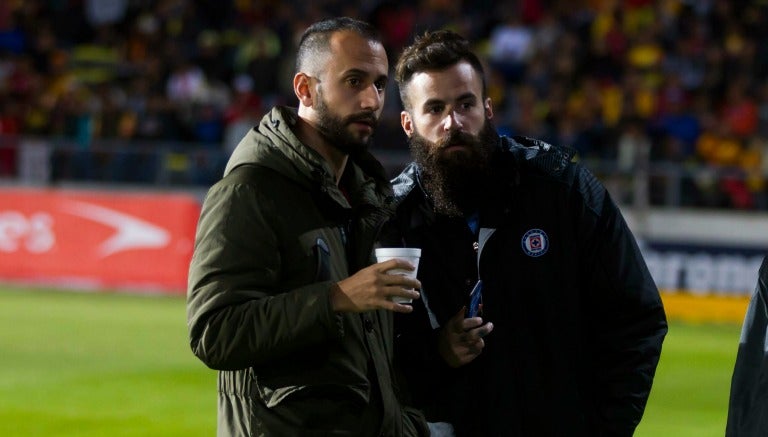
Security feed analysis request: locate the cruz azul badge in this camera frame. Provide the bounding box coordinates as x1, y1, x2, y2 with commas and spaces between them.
521, 229, 548, 257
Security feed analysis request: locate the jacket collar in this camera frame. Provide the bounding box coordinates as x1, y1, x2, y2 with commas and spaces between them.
225, 106, 393, 210
391, 135, 574, 223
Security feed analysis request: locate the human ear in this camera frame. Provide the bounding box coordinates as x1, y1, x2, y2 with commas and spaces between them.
294, 73, 313, 107
485, 97, 494, 119
400, 111, 413, 138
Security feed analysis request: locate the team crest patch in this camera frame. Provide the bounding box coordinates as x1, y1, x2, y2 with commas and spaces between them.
521, 229, 548, 257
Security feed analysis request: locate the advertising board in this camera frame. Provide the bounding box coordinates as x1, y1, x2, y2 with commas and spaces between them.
0, 188, 200, 293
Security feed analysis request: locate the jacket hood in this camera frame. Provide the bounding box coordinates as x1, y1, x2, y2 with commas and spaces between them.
391, 135, 576, 204
224, 106, 392, 207
224, 106, 391, 196
224, 107, 330, 188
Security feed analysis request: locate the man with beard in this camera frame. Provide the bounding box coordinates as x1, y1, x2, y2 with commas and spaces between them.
187, 18, 428, 437
382, 30, 667, 436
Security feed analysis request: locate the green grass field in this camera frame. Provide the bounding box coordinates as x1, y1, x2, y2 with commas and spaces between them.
0, 288, 215, 437
0, 287, 743, 436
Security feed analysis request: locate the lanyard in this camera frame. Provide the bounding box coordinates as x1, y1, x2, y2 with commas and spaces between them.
466, 212, 495, 276
466, 212, 496, 318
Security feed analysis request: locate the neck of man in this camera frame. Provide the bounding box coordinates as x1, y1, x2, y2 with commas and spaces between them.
295, 115, 348, 185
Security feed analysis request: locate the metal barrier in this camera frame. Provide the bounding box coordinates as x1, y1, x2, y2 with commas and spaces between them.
1, 135, 766, 211
0, 135, 227, 188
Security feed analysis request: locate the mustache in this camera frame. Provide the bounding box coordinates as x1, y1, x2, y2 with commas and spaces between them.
432, 130, 480, 155
344, 112, 378, 126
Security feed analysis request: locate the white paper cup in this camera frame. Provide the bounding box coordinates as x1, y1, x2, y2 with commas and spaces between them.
375, 248, 421, 304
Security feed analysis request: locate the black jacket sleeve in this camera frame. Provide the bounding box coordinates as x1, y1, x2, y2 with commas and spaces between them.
726, 256, 768, 436
575, 166, 668, 436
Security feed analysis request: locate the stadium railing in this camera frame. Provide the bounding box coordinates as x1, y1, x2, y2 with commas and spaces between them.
0, 134, 765, 212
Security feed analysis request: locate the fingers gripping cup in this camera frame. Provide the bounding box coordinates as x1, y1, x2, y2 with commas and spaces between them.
375, 248, 421, 304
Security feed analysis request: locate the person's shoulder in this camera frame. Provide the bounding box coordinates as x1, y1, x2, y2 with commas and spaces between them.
201, 165, 275, 203
390, 162, 419, 204
501, 135, 576, 177
223, 163, 276, 184
503, 135, 608, 212
223, 106, 316, 183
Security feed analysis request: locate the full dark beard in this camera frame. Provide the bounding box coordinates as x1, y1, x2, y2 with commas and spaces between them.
314, 92, 378, 155
410, 121, 499, 217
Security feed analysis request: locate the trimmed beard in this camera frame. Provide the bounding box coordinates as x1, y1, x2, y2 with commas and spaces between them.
409, 120, 499, 217
314, 88, 378, 155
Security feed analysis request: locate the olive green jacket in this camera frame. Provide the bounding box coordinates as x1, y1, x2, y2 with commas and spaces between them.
187, 107, 427, 437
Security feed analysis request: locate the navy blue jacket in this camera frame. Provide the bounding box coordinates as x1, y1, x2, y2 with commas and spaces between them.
384, 135, 667, 437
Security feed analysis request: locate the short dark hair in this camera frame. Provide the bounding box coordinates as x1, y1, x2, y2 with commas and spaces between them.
395, 30, 487, 110
295, 17, 382, 76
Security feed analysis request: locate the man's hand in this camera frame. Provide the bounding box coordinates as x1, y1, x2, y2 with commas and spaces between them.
332, 259, 421, 313
438, 307, 494, 367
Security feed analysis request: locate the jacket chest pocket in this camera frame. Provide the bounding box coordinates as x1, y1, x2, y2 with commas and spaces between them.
313, 237, 331, 282
294, 230, 348, 283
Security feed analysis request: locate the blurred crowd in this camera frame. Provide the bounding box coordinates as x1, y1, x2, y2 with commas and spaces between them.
1, 0, 767, 208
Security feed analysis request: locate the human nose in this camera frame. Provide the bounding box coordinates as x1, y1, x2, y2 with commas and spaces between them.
360, 83, 383, 111
442, 111, 463, 132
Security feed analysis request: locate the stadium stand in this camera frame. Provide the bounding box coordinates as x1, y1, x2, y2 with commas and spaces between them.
0, 0, 766, 210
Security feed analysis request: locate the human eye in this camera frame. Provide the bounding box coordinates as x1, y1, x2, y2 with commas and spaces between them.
346, 76, 361, 87
374, 78, 387, 92
425, 103, 444, 115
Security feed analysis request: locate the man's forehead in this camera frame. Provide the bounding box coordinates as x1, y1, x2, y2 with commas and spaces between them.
408, 62, 482, 102
327, 31, 388, 73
